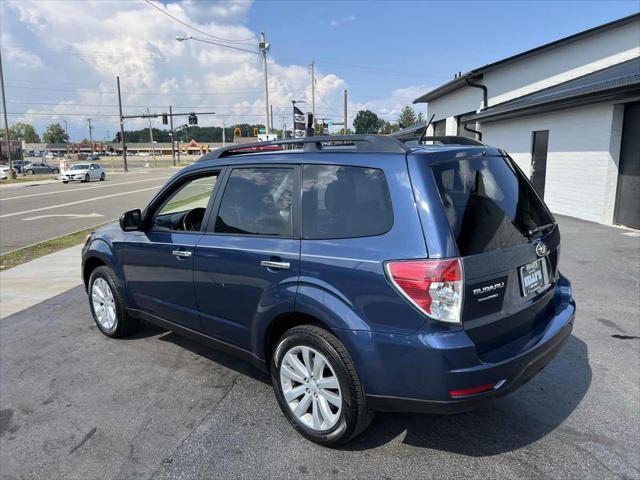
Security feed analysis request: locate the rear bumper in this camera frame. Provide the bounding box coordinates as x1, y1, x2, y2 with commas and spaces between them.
336, 275, 575, 414
367, 310, 573, 414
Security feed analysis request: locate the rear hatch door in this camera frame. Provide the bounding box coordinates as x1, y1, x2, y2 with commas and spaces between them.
430, 153, 559, 359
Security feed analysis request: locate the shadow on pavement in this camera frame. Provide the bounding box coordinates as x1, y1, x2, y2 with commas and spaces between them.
121, 322, 590, 458
343, 334, 591, 455
155, 329, 271, 385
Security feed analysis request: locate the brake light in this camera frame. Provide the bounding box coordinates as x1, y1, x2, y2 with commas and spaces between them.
385, 258, 463, 324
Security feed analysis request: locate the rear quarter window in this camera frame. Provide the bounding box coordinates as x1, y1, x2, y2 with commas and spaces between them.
302, 164, 393, 239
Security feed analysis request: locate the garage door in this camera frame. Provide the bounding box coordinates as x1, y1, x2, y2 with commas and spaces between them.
614, 102, 640, 230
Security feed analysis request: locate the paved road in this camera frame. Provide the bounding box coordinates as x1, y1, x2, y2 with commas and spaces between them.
0, 216, 638, 479
0, 168, 176, 254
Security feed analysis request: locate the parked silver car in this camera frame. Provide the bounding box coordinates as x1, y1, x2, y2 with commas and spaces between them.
61, 163, 105, 183
23, 162, 60, 175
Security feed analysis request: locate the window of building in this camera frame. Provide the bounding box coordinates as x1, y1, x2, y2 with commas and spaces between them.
302, 165, 393, 239
433, 119, 446, 136
215, 167, 294, 237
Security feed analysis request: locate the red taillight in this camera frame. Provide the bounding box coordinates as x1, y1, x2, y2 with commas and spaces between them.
385, 258, 463, 324
449, 383, 496, 398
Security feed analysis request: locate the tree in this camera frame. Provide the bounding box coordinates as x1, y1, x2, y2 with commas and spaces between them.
353, 110, 383, 134
417, 112, 425, 123
9, 122, 40, 142
379, 121, 400, 134
42, 123, 69, 143
397, 105, 418, 129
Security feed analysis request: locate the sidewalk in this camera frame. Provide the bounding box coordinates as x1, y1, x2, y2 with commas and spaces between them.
0, 243, 83, 319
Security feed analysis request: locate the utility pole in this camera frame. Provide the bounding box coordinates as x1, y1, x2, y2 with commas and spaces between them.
86, 118, 94, 155
62, 120, 69, 158
222, 120, 226, 147
0, 49, 15, 178
145, 107, 156, 167
117, 76, 128, 172
258, 32, 271, 135
169, 105, 176, 166
310, 60, 315, 120
343, 89, 348, 135
270, 104, 274, 137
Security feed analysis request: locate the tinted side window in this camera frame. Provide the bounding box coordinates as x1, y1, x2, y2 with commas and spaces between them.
215, 167, 294, 237
302, 165, 393, 239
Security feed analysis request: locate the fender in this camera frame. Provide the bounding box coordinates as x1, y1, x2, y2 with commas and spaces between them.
250, 279, 300, 360
82, 237, 127, 299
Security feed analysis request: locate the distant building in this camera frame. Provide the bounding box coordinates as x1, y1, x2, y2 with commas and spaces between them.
414, 13, 640, 229
0, 140, 22, 161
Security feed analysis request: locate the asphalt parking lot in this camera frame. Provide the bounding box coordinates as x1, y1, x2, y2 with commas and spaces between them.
0, 215, 638, 480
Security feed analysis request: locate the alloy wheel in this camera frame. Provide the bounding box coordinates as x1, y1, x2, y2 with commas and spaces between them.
91, 278, 117, 330
279, 345, 342, 431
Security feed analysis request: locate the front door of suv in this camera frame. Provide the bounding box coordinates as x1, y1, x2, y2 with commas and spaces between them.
194, 165, 300, 349
121, 170, 220, 331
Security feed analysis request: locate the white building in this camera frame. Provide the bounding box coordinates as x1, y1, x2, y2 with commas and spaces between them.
414, 13, 640, 229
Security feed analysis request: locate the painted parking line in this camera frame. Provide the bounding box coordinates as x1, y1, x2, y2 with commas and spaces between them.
0, 176, 171, 201
22, 213, 104, 221
0, 186, 161, 219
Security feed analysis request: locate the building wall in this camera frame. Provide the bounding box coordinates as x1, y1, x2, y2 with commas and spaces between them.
484, 19, 640, 105
481, 102, 622, 224
424, 17, 640, 123
427, 86, 482, 123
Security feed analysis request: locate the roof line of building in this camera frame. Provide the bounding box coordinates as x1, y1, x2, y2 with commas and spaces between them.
413, 12, 640, 104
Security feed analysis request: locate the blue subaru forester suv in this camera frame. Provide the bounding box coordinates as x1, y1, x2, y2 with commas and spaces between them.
82, 134, 575, 446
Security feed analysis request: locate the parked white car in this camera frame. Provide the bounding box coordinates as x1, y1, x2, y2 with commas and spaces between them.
0, 165, 10, 180
61, 163, 105, 183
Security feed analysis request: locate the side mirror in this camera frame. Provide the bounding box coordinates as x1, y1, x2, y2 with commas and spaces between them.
119, 209, 143, 231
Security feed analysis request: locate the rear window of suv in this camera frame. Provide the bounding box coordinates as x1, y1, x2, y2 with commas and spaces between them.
302, 165, 393, 239
432, 156, 553, 256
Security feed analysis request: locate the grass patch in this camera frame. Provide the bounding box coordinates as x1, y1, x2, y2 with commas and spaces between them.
0, 223, 109, 271
1, 174, 59, 184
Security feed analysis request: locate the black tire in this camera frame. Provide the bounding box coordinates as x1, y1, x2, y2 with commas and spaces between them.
100, 172, 105, 181
84, 173, 90, 183
62, 180, 69, 184
52, 168, 59, 174
26, 169, 34, 175
271, 325, 374, 447
88, 266, 139, 338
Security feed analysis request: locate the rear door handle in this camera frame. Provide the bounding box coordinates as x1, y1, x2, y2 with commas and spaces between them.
172, 249, 192, 258
260, 260, 290, 270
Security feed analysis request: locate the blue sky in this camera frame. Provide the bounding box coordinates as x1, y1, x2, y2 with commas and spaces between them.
2, 0, 638, 141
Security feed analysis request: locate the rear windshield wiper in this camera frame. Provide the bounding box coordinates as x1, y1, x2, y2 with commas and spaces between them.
527, 223, 556, 238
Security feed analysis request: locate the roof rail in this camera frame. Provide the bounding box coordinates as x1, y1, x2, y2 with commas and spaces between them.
199, 134, 409, 161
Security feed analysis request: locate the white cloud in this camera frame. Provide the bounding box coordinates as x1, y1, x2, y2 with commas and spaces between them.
4, 0, 350, 135
349, 84, 431, 123
3, 0, 421, 137
1, 33, 43, 69
329, 15, 355, 27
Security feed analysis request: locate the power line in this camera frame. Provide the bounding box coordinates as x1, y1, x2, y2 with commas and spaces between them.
6, 100, 296, 110
4, 85, 289, 96
141, 0, 256, 45
2, 43, 258, 63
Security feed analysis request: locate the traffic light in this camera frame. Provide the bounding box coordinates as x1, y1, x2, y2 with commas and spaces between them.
115, 132, 121, 142
188, 113, 198, 125
162, 114, 168, 125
